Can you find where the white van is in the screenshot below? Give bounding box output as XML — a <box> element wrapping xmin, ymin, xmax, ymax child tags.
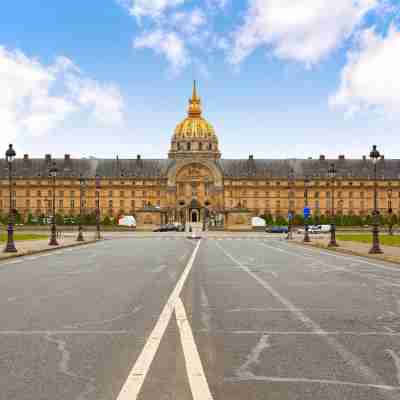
<box><xmin>118</xmin><ymin>215</ymin><xmax>136</xmax><ymax>228</ymax></box>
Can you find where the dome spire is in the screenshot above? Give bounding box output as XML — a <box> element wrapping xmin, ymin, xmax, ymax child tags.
<box><xmin>188</xmin><ymin>80</ymin><xmax>202</xmax><ymax>117</ymax></box>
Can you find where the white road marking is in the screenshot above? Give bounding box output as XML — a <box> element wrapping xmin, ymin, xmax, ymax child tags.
<box><xmin>215</xmin><ymin>241</ymin><xmax>397</xmax><ymax>399</ymax></box>
<box><xmin>25</xmin><ymin>256</ymin><xmax>38</xmax><ymax>260</ymax></box>
<box><xmin>236</xmin><ymin>334</ymin><xmax>271</xmax><ymax>379</ymax></box>
<box><xmin>175</xmin><ymin>298</ymin><xmax>213</xmax><ymax>400</ymax></box>
<box><xmin>8</xmin><ymin>259</ymin><xmax>23</xmax><ymax>264</ymax></box>
<box><xmin>281</xmin><ymin>241</ymin><xmax>400</xmax><ymax>273</ymax></box>
<box><xmin>259</xmin><ymin>241</ymin><xmax>400</xmax><ymax>288</ymax></box>
<box><xmin>116</xmin><ymin>240</ymin><xmax>202</xmax><ymax>400</ymax></box>
<box><xmin>386</xmin><ymin>350</ymin><xmax>400</xmax><ymax>385</ymax></box>
<box><xmin>152</xmin><ymin>265</ymin><xmax>168</xmax><ymax>274</ymax></box>
<box><xmin>64</xmin><ymin>306</ymin><xmax>143</xmax><ymax>329</ymax></box>
<box><xmin>225</xmin><ymin>376</ymin><xmax>399</xmax><ymax>391</ymax></box>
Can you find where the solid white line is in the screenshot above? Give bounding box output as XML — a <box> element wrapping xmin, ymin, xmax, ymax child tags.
<box><xmin>215</xmin><ymin>241</ymin><xmax>397</xmax><ymax>400</ymax></box>
<box><xmin>116</xmin><ymin>240</ymin><xmax>202</xmax><ymax>400</ymax></box>
<box><xmin>225</xmin><ymin>376</ymin><xmax>399</xmax><ymax>391</ymax></box>
<box><xmin>175</xmin><ymin>298</ymin><xmax>213</xmax><ymax>400</ymax></box>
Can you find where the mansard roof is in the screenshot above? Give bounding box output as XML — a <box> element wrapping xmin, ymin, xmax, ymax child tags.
<box><xmin>1</xmin><ymin>156</ymin><xmax>400</xmax><ymax>180</ymax></box>
<box><xmin>218</xmin><ymin>158</ymin><xmax>400</xmax><ymax>179</ymax></box>
<box><xmin>0</xmin><ymin>157</ymin><xmax>172</xmax><ymax>179</ymax></box>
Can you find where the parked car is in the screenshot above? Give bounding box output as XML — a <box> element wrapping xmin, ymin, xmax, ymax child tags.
<box><xmin>266</xmin><ymin>226</ymin><xmax>289</xmax><ymax>233</ymax></box>
<box><xmin>154</xmin><ymin>224</ymin><xmax>183</xmax><ymax>232</ymax></box>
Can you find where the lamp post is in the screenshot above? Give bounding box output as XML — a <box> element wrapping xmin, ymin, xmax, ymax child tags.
<box><xmin>388</xmin><ymin>189</ymin><xmax>394</xmax><ymax>236</ymax></box>
<box><xmin>4</xmin><ymin>144</ymin><xmax>17</xmax><ymax>253</ymax></box>
<box><xmin>95</xmin><ymin>174</ymin><xmax>101</xmax><ymax>240</ymax></box>
<box><xmin>287</xmin><ymin>167</ymin><xmax>294</xmax><ymax>240</ymax></box>
<box><xmin>48</xmin><ymin>161</ymin><xmax>59</xmax><ymax>246</ymax></box>
<box><xmin>303</xmin><ymin>176</ymin><xmax>311</xmax><ymax>243</ymax></box>
<box><xmin>77</xmin><ymin>174</ymin><xmax>85</xmax><ymax>241</ymax></box>
<box><xmin>328</xmin><ymin>163</ymin><xmax>338</xmax><ymax>247</ymax></box>
<box><xmin>203</xmin><ymin>200</ymin><xmax>210</xmax><ymax>231</ymax></box>
<box><xmin>369</xmin><ymin>145</ymin><xmax>383</xmax><ymax>254</ymax></box>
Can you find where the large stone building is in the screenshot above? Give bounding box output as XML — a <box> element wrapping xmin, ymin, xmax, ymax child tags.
<box><xmin>0</xmin><ymin>82</ymin><xmax>399</xmax><ymax>230</ymax></box>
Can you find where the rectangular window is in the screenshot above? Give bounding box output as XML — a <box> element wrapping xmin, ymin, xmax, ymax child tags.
<box><xmin>349</xmin><ymin>192</ymin><xmax>353</xmax><ymax>199</ymax></box>
<box><xmin>131</xmin><ymin>200</ymin><xmax>135</xmax><ymax>209</ymax></box>
<box><xmin>109</xmin><ymin>190</ymin><xmax>113</xmax><ymax>197</ymax></box>
<box><xmin>26</xmin><ymin>189</ymin><xmax>30</xmax><ymax>197</ymax></box>
<box><xmin>108</xmin><ymin>200</ymin><xmax>113</xmax><ymax>208</ymax></box>
<box><xmin>120</xmin><ymin>191</ymin><xmax>124</xmax><ymax>198</ymax></box>
<box><xmin>314</xmin><ymin>192</ymin><xmax>319</xmax><ymax>199</ymax></box>
<box><xmin>37</xmin><ymin>199</ymin><xmax>41</xmax><ymax>208</ymax></box>
<box><xmin>25</xmin><ymin>199</ymin><xmax>30</xmax><ymax>208</ymax></box>
<box><xmin>37</xmin><ymin>190</ymin><xmax>41</xmax><ymax>197</ymax></box>
<box><xmin>120</xmin><ymin>200</ymin><xmax>125</xmax><ymax>207</ymax></box>
<box><xmin>70</xmin><ymin>190</ymin><xmax>75</xmax><ymax>197</ymax></box>
<box><xmin>70</xmin><ymin>199</ymin><xmax>75</xmax><ymax>209</ymax></box>
<box><xmin>326</xmin><ymin>191</ymin><xmax>331</xmax><ymax>198</ymax></box>
<box><xmin>360</xmin><ymin>192</ymin><xmax>364</xmax><ymax>198</ymax></box>
<box><xmin>59</xmin><ymin>199</ymin><xmax>63</xmax><ymax>208</ymax></box>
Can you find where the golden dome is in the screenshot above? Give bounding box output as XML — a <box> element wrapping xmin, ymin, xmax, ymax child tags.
<box><xmin>173</xmin><ymin>81</ymin><xmax>218</xmax><ymax>141</ymax></box>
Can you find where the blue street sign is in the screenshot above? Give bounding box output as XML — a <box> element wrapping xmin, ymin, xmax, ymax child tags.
<box><xmin>288</xmin><ymin>212</ymin><xmax>293</xmax><ymax>221</ymax></box>
<box><xmin>303</xmin><ymin>207</ymin><xmax>311</xmax><ymax>218</ymax></box>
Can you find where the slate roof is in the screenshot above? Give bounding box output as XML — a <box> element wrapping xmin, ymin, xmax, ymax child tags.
<box><xmin>1</xmin><ymin>156</ymin><xmax>400</xmax><ymax>180</ymax></box>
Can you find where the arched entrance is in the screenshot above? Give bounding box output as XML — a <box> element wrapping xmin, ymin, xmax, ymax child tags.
<box><xmin>191</xmin><ymin>209</ymin><xmax>200</xmax><ymax>223</ymax></box>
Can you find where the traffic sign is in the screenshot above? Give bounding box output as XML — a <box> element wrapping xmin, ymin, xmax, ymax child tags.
<box><xmin>288</xmin><ymin>212</ymin><xmax>293</xmax><ymax>221</ymax></box>
<box><xmin>303</xmin><ymin>207</ymin><xmax>311</xmax><ymax>218</ymax></box>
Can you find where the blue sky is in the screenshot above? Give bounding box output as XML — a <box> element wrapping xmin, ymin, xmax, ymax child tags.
<box><xmin>0</xmin><ymin>0</ymin><xmax>399</xmax><ymax>159</ymax></box>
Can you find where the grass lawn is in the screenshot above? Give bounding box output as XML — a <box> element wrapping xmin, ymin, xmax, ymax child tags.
<box><xmin>336</xmin><ymin>234</ymin><xmax>400</xmax><ymax>247</ymax></box>
<box><xmin>0</xmin><ymin>233</ymin><xmax>48</xmax><ymax>242</ymax></box>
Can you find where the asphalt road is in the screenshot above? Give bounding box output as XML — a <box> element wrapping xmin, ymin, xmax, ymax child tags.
<box><xmin>1</xmin><ymin>235</ymin><xmax>400</xmax><ymax>399</ymax></box>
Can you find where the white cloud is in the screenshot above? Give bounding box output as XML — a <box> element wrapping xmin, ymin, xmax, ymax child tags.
<box><xmin>134</xmin><ymin>29</ymin><xmax>189</xmax><ymax>72</ymax></box>
<box><xmin>230</xmin><ymin>0</ymin><xmax>378</xmax><ymax>66</ymax></box>
<box><xmin>124</xmin><ymin>0</ymin><xmax>185</xmax><ymax>19</ymax></box>
<box><xmin>330</xmin><ymin>25</ymin><xmax>400</xmax><ymax>116</ymax></box>
<box><xmin>0</xmin><ymin>46</ymin><xmax>125</xmax><ymax>151</ymax></box>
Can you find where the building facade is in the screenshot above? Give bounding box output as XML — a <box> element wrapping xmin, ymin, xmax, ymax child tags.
<box><xmin>0</xmin><ymin>82</ymin><xmax>399</xmax><ymax>230</ymax></box>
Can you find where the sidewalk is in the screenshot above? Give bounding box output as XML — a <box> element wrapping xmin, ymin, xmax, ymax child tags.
<box><xmin>0</xmin><ymin>236</ymin><xmax>98</xmax><ymax>261</ymax></box>
<box><xmin>293</xmin><ymin>234</ymin><xmax>400</xmax><ymax>265</ymax></box>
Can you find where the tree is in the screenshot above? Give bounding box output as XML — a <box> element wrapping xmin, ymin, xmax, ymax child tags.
<box><xmin>293</xmin><ymin>214</ymin><xmax>304</xmax><ymax>226</ymax></box>
<box><xmin>275</xmin><ymin>215</ymin><xmax>288</xmax><ymax>226</ymax></box>
<box><xmin>26</xmin><ymin>213</ymin><xmax>36</xmax><ymax>225</ymax></box>
<box><xmin>102</xmin><ymin>215</ymin><xmax>112</xmax><ymax>226</ymax></box>
<box><xmin>55</xmin><ymin>213</ymin><xmax>64</xmax><ymax>225</ymax></box>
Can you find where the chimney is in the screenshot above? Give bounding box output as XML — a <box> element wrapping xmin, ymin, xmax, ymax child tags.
<box><xmin>23</xmin><ymin>154</ymin><xmax>29</xmax><ymax>160</ymax></box>
<box><xmin>45</xmin><ymin>154</ymin><xmax>51</xmax><ymax>163</ymax></box>
<box><xmin>381</xmin><ymin>155</ymin><xmax>385</xmax><ymax>160</ymax></box>
<box><xmin>319</xmin><ymin>155</ymin><xmax>325</xmax><ymax>160</ymax></box>
<box><xmin>137</xmin><ymin>154</ymin><xmax>141</xmax><ymax>160</ymax></box>
<box><xmin>339</xmin><ymin>155</ymin><xmax>345</xmax><ymax>160</ymax></box>
<box><xmin>362</xmin><ymin>155</ymin><xmax>367</xmax><ymax>161</ymax></box>
<box><xmin>64</xmin><ymin>154</ymin><xmax>71</xmax><ymax>161</ymax></box>
<box><xmin>249</xmin><ymin>154</ymin><xmax>254</xmax><ymax>161</ymax></box>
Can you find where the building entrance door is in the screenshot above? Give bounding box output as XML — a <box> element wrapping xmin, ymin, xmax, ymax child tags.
<box><xmin>191</xmin><ymin>209</ymin><xmax>199</xmax><ymax>223</ymax></box>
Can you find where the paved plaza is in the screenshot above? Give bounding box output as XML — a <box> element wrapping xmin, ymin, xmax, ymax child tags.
<box><xmin>2</xmin><ymin>234</ymin><xmax>400</xmax><ymax>400</ymax></box>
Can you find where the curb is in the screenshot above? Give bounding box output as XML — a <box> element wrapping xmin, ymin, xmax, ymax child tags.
<box><xmin>290</xmin><ymin>240</ymin><xmax>400</xmax><ymax>266</ymax></box>
<box><xmin>0</xmin><ymin>239</ymin><xmax>101</xmax><ymax>261</ymax></box>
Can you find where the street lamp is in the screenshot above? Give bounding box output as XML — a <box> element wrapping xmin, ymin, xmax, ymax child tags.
<box><xmin>287</xmin><ymin>167</ymin><xmax>294</xmax><ymax>240</ymax></box>
<box><xmin>388</xmin><ymin>189</ymin><xmax>394</xmax><ymax>236</ymax></box>
<box><xmin>203</xmin><ymin>200</ymin><xmax>210</xmax><ymax>231</ymax></box>
<box><xmin>369</xmin><ymin>145</ymin><xmax>383</xmax><ymax>254</ymax></box>
<box><xmin>328</xmin><ymin>163</ymin><xmax>338</xmax><ymax>247</ymax></box>
<box><xmin>95</xmin><ymin>174</ymin><xmax>101</xmax><ymax>240</ymax></box>
<box><xmin>4</xmin><ymin>144</ymin><xmax>17</xmax><ymax>253</ymax></box>
<box><xmin>303</xmin><ymin>176</ymin><xmax>311</xmax><ymax>243</ymax></box>
<box><xmin>77</xmin><ymin>174</ymin><xmax>85</xmax><ymax>242</ymax></box>
<box><xmin>48</xmin><ymin>161</ymin><xmax>59</xmax><ymax>246</ymax></box>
